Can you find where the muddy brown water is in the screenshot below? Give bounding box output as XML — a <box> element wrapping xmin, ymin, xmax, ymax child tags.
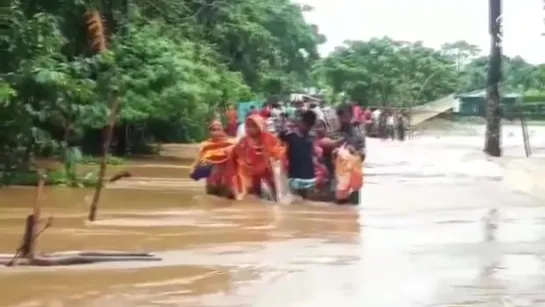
<box><xmin>0</xmin><ymin>160</ymin><xmax>360</xmax><ymax>307</ymax></box>
<box><xmin>2</xmin><ymin>137</ymin><xmax>545</xmax><ymax>306</ymax></box>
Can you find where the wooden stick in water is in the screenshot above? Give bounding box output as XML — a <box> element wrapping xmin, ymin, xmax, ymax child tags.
<box><xmin>88</xmin><ymin>93</ymin><xmax>120</xmax><ymax>221</ymax></box>
<box><xmin>29</xmin><ymin>172</ymin><xmax>45</xmax><ymax>258</ymax></box>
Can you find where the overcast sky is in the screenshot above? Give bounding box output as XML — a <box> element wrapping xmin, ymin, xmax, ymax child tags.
<box><xmin>299</xmin><ymin>0</ymin><xmax>545</xmax><ymax>64</ymax></box>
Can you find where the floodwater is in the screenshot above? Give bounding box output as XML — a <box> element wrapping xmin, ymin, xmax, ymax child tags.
<box><xmin>1</xmin><ymin>123</ymin><xmax>545</xmax><ymax>307</ymax></box>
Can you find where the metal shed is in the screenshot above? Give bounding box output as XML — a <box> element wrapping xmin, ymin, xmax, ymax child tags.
<box><xmin>454</xmin><ymin>89</ymin><xmax>520</xmax><ymax>116</ymax></box>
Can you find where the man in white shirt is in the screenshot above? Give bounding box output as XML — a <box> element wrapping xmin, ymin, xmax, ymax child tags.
<box><xmin>372</xmin><ymin>108</ymin><xmax>382</xmax><ymax>132</ymax></box>
<box><xmin>386</xmin><ymin>113</ymin><xmax>395</xmax><ymax>140</ymax></box>
<box><xmin>371</xmin><ymin>108</ymin><xmax>381</xmax><ymax>121</ymax></box>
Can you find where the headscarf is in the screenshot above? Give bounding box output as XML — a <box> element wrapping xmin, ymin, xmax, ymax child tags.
<box><xmin>208</xmin><ymin>119</ymin><xmax>226</xmax><ymax>141</ymax></box>
<box><xmin>240</xmin><ymin>114</ymin><xmax>285</xmax><ymax>161</ymax></box>
<box><xmin>245</xmin><ymin>114</ymin><xmax>266</xmax><ymax>134</ymax></box>
<box><xmin>190</xmin><ymin>120</ymin><xmax>234</xmax><ymax>172</ymax></box>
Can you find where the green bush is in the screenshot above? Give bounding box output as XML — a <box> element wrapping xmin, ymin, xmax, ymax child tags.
<box><xmin>79</xmin><ymin>155</ymin><xmax>125</xmax><ymax>165</ymax></box>
<box><xmin>0</xmin><ymin>169</ymin><xmax>99</xmax><ymax>187</ymax></box>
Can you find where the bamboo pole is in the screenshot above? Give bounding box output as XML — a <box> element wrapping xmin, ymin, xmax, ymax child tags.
<box><xmin>88</xmin><ymin>94</ymin><xmax>120</xmax><ymax>221</ymax></box>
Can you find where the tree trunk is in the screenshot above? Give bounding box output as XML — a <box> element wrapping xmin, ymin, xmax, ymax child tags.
<box><xmin>484</xmin><ymin>0</ymin><xmax>502</xmax><ymax>157</ymax></box>
<box><xmin>88</xmin><ymin>94</ymin><xmax>120</xmax><ymax>221</ymax></box>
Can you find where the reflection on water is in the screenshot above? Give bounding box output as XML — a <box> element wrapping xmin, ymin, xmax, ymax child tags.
<box><xmin>1</xmin><ymin>127</ymin><xmax>545</xmax><ymax>306</ymax></box>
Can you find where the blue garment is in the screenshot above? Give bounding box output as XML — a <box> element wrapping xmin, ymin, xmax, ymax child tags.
<box><xmin>237</xmin><ymin>101</ymin><xmax>264</xmax><ymax>121</ymax></box>
<box><xmin>279</xmin><ymin>130</ymin><xmax>315</xmax><ymax>180</ymax></box>
<box><xmin>190</xmin><ymin>164</ymin><xmax>212</xmax><ymax>181</ymax></box>
<box><xmin>288</xmin><ymin>178</ymin><xmax>316</xmax><ymax>190</ymax></box>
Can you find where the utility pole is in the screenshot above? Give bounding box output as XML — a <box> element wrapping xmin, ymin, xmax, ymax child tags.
<box><xmin>484</xmin><ymin>0</ymin><xmax>502</xmax><ymax>156</ymax></box>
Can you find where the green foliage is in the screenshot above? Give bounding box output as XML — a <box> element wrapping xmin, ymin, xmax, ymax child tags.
<box><xmin>314</xmin><ymin>38</ymin><xmax>545</xmax><ymax>108</ymax></box>
<box><xmin>79</xmin><ymin>154</ymin><xmax>125</xmax><ymax>165</ymax></box>
<box><xmin>1</xmin><ymin>0</ymin><xmax>324</xmax><ymax>183</ymax></box>
<box><xmin>0</xmin><ymin>169</ymin><xmax>98</xmax><ymax>187</ymax></box>
<box><xmin>456</xmin><ymin>55</ymin><xmax>545</xmax><ymax>94</ymax></box>
<box><xmin>3</xmin><ymin>0</ymin><xmax>545</xmax><ymax>188</ymax></box>
<box><xmin>314</xmin><ymin>37</ymin><xmax>458</xmax><ymax>106</ymax></box>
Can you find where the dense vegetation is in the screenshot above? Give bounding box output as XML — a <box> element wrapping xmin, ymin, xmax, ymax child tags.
<box><xmin>1</xmin><ymin>0</ymin><xmax>545</xmax><ymax>185</ymax></box>
<box><xmin>1</xmin><ymin>0</ymin><xmax>324</xmax><ymax>183</ymax></box>
<box><xmin>314</xmin><ymin>39</ymin><xmax>545</xmax><ymax>105</ymax></box>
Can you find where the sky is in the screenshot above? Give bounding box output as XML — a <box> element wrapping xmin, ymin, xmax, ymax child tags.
<box><xmin>298</xmin><ymin>0</ymin><xmax>545</xmax><ymax>64</ymax></box>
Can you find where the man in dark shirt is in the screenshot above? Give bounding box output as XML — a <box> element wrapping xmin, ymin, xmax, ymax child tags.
<box><xmin>278</xmin><ymin>110</ymin><xmax>317</xmax><ymax>198</ymax></box>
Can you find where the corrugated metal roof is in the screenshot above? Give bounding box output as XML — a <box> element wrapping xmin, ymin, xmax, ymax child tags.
<box><xmin>455</xmin><ymin>89</ymin><xmax>521</xmax><ymax>99</ymax></box>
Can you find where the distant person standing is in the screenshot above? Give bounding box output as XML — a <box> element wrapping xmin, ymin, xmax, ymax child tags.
<box><xmin>362</xmin><ymin>107</ymin><xmax>372</xmax><ymax>133</ymax></box>
<box><xmin>372</xmin><ymin>108</ymin><xmax>381</xmax><ymax>133</ymax></box>
<box><xmin>397</xmin><ymin>113</ymin><xmax>406</xmax><ymax>141</ymax></box>
<box><xmin>371</xmin><ymin>108</ymin><xmax>381</xmax><ymax>122</ymax></box>
<box><xmin>386</xmin><ymin>112</ymin><xmax>395</xmax><ymax>140</ymax></box>
<box><xmin>225</xmin><ymin>104</ymin><xmax>238</xmax><ymax>137</ymax></box>
<box><xmin>363</xmin><ymin>108</ymin><xmax>372</xmax><ymax>123</ymax></box>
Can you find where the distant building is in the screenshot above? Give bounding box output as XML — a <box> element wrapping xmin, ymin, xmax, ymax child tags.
<box><xmin>454</xmin><ymin>89</ymin><xmax>520</xmax><ymax>117</ymax></box>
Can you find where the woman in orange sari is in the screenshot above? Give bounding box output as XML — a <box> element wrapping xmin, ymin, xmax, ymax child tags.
<box><xmin>190</xmin><ymin>120</ymin><xmax>236</xmax><ymax>196</ymax></box>
<box><xmin>229</xmin><ymin>114</ymin><xmax>286</xmax><ymax>200</ymax></box>
<box><xmin>334</xmin><ymin>145</ymin><xmax>363</xmax><ymax>204</ymax></box>
<box><xmin>334</xmin><ymin>104</ymin><xmax>365</xmax><ymax>204</ymax></box>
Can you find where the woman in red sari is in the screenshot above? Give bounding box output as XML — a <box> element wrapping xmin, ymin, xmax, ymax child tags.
<box><xmin>229</xmin><ymin>114</ymin><xmax>286</xmax><ymax>200</ymax></box>
<box><xmin>190</xmin><ymin>120</ymin><xmax>237</xmax><ymax>196</ymax></box>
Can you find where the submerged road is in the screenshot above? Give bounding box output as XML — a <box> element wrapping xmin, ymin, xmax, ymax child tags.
<box><xmin>1</xmin><ymin>125</ymin><xmax>545</xmax><ymax>306</ymax></box>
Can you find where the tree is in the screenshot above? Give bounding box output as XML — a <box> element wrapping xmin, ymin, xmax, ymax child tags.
<box><xmin>314</xmin><ymin>37</ymin><xmax>458</xmax><ymax>106</ymax></box>
<box><xmin>440</xmin><ymin>40</ymin><xmax>481</xmax><ymax>71</ymax></box>
<box><xmin>457</xmin><ymin>55</ymin><xmax>542</xmax><ymax>93</ymax></box>
<box><xmin>0</xmin><ymin>0</ymin><xmax>325</xmax><ymax>182</ymax></box>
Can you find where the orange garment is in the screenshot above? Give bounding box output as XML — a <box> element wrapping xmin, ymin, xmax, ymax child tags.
<box><xmin>226</xmin><ymin>107</ymin><xmax>238</xmax><ymax>136</ymax></box>
<box><xmin>229</xmin><ymin>114</ymin><xmax>285</xmax><ymax>200</ymax></box>
<box><xmin>190</xmin><ymin>120</ymin><xmax>237</xmax><ymax>194</ymax></box>
<box><xmin>334</xmin><ymin>146</ymin><xmax>363</xmax><ymax>201</ymax></box>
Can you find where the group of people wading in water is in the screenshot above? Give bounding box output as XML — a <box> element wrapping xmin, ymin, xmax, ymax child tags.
<box><xmin>363</xmin><ymin>107</ymin><xmax>408</xmax><ymax>141</ymax></box>
<box><xmin>190</xmin><ymin>99</ymin><xmax>367</xmax><ymax>205</ymax></box>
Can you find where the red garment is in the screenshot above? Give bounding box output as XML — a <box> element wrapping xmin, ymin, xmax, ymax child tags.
<box><xmin>313</xmin><ymin>144</ymin><xmax>329</xmax><ymax>186</ymax></box>
<box><xmin>229</xmin><ymin>114</ymin><xmax>286</xmax><ymax>199</ymax></box>
<box><xmin>363</xmin><ymin>109</ymin><xmax>372</xmax><ymax>121</ymax></box>
<box><xmin>225</xmin><ymin>107</ymin><xmax>238</xmax><ymax>136</ymax></box>
<box><xmin>352</xmin><ymin>105</ymin><xmax>363</xmax><ymax>123</ymax></box>
<box><xmin>226</xmin><ymin>122</ymin><xmax>237</xmax><ymax>136</ymax></box>
<box><xmin>260</xmin><ymin>107</ymin><xmax>271</xmax><ymax>118</ymax></box>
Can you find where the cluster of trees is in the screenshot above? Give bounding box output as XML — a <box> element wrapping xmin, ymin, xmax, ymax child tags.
<box><xmin>1</xmin><ymin>0</ymin><xmax>324</xmax><ymax>179</ymax></box>
<box><xmin>314</xmin><ymin>39</ymin><xmax>545</xmax><ymax>106</ymax></box>
<box><xmin>2</xmin><ymin>0</ymin><xmax>544</xmax><ymax>183</ymax></box>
